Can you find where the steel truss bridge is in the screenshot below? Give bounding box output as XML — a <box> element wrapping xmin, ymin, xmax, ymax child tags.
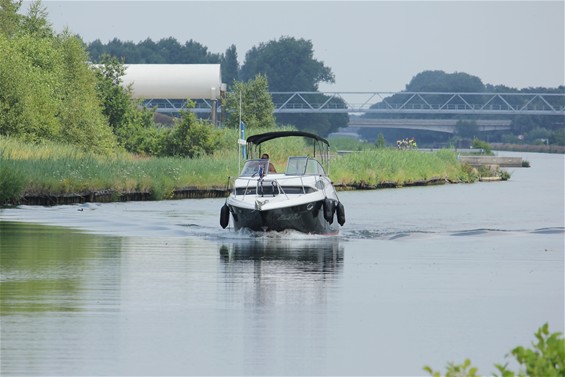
<box><xmin>144</xmin><ymin>91</ymin><xmax>565</xmax><ymax>116</ymax></box>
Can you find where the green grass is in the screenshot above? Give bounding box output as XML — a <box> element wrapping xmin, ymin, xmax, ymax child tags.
<box><xmin>1</xmin><ymin>135</ymin><xmax>476</xmax><ymax>204</ymax></box>
<box><xmin>331</xmin><ymin>148</ymin><xmax>474</xmax><ymax>186</ymax></box>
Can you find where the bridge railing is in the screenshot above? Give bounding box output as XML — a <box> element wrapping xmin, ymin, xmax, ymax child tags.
<box><xmin>142</xmin><ymin>91</ymin><xmax>565</xmax><ymax>116</ymax></box>
<box><xmin>270</xmin><ymin>92</ymin><xmax>565</xmax><ymax>115</ymax></box>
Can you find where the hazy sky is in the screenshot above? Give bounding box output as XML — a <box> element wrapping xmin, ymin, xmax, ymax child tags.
<box><xmin>31</xmin><ymin>1</ymin><xmax>565</xmax><ymax>92</ymax></box>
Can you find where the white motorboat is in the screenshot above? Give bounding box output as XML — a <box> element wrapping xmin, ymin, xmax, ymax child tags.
<box><xmin>220</xmin><ymin>131</ymin><xmax>345</xmax><ymax>234</ymax></box>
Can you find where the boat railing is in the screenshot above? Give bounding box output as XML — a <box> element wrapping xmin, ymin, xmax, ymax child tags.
<box><xmin>230</xmin><ymin>175</ymin><xmax>324</xmax><ymax>199</ymax></box>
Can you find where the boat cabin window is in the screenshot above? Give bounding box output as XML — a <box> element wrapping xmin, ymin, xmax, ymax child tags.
<box><xmin>285</xmin><ymin>157</ymin><xmax>326</xmax><ymax>176</ymax></box>
<box><xmin>241</xmin><ymin>159</ymin><xmax>270</xmax><ymax>177</ymax></box>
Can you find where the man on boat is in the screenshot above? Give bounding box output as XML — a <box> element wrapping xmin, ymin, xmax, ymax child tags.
<box><xmin>261</xmin><ymin>153</ymin><xmax>277</xmax><ymax>173</ymax></box>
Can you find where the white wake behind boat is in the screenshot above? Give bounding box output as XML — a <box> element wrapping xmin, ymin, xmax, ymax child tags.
<box><xmin>220</xmin><ymin>131</ymin><xmax>345</xmax><ymax>234</ymax></box>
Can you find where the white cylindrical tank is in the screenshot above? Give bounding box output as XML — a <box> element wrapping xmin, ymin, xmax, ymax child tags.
<box><xmin>122</xmin><ymin>64</ymin><xmax>222</xmax><ymax>99</ymax></box>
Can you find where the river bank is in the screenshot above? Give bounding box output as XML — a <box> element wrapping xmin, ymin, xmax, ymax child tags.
<box><xmin>10</xmin><ymin>177</ymin><xmax>458</xmax><ymax>206</ymax></box>
<box><xmin>1</xmin><ymin>137</ymin><xmax>509</xmax><ymax>206</ymax></box>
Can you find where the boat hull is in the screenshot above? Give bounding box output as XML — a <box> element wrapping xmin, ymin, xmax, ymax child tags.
<box><xmin>228</xmin><ymin>199</ymin><xmax>339</xmax><ymax>235</ymax></box>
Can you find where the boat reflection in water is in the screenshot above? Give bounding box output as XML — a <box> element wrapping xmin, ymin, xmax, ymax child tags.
<box><xmin>220</xmin><ymin>237</ymin><xmax>343</xmax><ymax>271</ymax></box>
<box><xmin>218</xmin><ymin>236</ymin><xmax>343</xmax><ymax>306</ymax></box>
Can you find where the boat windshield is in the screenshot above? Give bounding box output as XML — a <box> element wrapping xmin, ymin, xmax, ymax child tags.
<box><xmin>240</xmin><ymin>159</ymin><xmax>270</xmax><ymax>177</ymax></box>
<box><xmin>285</xmin><ymin>157</ymin><xmax>326</xmax><ymax>176</ymax></box>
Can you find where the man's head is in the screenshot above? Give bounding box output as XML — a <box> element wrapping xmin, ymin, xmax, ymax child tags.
<box><xmin>261</xmin><ymin>153</ymin><xmax>269</xmax><ymax>159</ymax></box>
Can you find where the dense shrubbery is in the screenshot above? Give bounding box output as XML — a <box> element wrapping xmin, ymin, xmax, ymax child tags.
<box><xmin>0</xmin><ymin>0</ymin><xmax>235</xmax><ymax>159</ymax></box>
<box><xmin>0</xmin><ymin>2</ymin><xmax>117</xmax><ymax>153</ymax></box>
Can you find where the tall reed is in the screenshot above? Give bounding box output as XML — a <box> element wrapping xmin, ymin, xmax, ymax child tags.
<box><xmin>330</xmin><ymin>148</ymin><xmax>473</xmax><ymax>185</ymax></box>
<box><xmin>1</xmin><ymin>135</ymin><xmax>474</xmax><ymax>203</ymax></box>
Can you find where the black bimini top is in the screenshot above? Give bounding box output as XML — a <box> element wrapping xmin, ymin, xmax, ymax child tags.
<box><xmin>246</xmin><ymin>131</ymin><xmax>329</xmax><ymax>147</ymax></box>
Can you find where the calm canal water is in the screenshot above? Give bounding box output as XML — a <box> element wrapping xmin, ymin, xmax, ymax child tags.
<box><xmin>1</xmin><ymin>152</ymin><xmax>563</xmax><ymax>376</ymax></box>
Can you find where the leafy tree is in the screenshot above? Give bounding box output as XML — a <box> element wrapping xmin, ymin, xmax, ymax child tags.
<box><xmin>160</xmin><ymin>102</ymin><xmax>217</xmax><ymax>158</ymax></box>
<box><xmin>180</xmin><ymin>39</ymin><xmax>221</xmax><ymax>63</ymax></box>
<box><xmin>137</xmin><ymin>38</ymin><xmax>163</xmax><ymax>63</ymax></box>
<box><xmin>0</xmin><ymin>0</ymin><xmax>22</xmax><ymax>38</ymax></box>
<box><xmin>93</xmin><ymin>55</ymin><xmax>131</xmax><ymax>130</ymax></box>
<box><xmin>550</xmin><ymin>127</ymin><xmax>565</xmax><ymax>146</ymax></box>
<box><xmin>0</xmin><ymin>34</ymin><xmax>61</xmax><ymax>142</ymax></box>
<box><xmin>87</xmin><ymin>39</ymin><xmax>104</xmax><ymax>62</ymax></box>
<box><xmin>221</xmin><ymin>44</ymin><xmax>239</xmax><ymax>86</ymax></box>
<box><xmin>0</xmin><ymin>1</ymin><xmax>117</xmax><ymax>152</ymax></box>
<box><xmin>223</xmin><ymin>74</ymin><xmax>276</xmax><ymax>130</ymax></box>
<box><xmin>86</xmin><ymin>37</ymin><xmax>222</xmax><ymax>64</ymax></box>
<box><xmin>55</xmin><ymin>30</ymin><xmax>117</xmax><ymax>153</ymax></box>
<box><xmin>240</xmin><ymin>36</ymin><xmax>334</xmax><ymax>91</ymax></box>
<box><xmin>120</xmin><ymin>106</ymin><xmax>161</xmax><ymax>155</ymax></box>
<box><xmin>275</xmin><ymin>112</ymin><xmax>347</xmax><ymax>137</ymax></box>
<box><xmin>406</xmin><ymin>70</ymin><xmax>485</xmax><ymax>92</ymax></box>
<box><xmin>156</xmin><ymin>37</ymin><xmax>182</xmax><ymax>63</ymax></box>
<box><xmin>240</xmin><ymin>36</ymin><xmax>345</xmax><ymax>134</ymax></box>
<box><xmin>525</xmin><ymin>127</ymin><xmax>551</xmax><ymax>144</ymax></box>
<box><xmin>92</xmin><ymin>54</ymin><xmax>164</xmax><ymax>154</ymax></box>
<box><xmin>21</xmin><ymin>0</ymin><xmax>52</xmax><ymax>38</ymax></box>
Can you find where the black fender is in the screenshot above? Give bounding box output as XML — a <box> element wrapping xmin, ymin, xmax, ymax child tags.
<box><xmin>323</xmin><ymin>199</ymin><xmax>335</xmax><ymax>224</ymax></box>
<box><xmin>220</xmin><ymin>203</ymin><xmax>230</xmax><ymax>229</ymax></box>
<box><xmin>336</xmin><ymin>202</ymin><xmax>346</xmax><ymax>226</ymax></box>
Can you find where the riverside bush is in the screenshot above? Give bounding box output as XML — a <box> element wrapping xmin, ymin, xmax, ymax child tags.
<box><xmin>424</xmin><ymin>323</ymin><xmax>565</xmax><ymax>377</ymax></box>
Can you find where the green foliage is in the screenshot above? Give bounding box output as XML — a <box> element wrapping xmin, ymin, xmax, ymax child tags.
<box><xmin>240</xmin><ymin>36</ymin><xmax>345</xmax><ymax>135</ymax></box>
<box><xmin>329</xmin><ymin>137</ymin><xmax>371</xmax><ymax>152</ymax></box>
<box><xmin>92</xmin><ymin>54</ymin><xmax>159</xmax><ymax>154</ymax></box>
<box><xmin>424</xmin><ymin>358</ymin><xmax>479</xmax><ymax>377</ymax></box>
<box><xmin>525</xmin><ymin>127</ymin><xmax>551</xmax><ymax>145</ymax></box>
<box><xmin>240</xmin><ymin>36</ymin><xmax>334</xmax><ymax>91</ymax></box>
<box><xmin>406</xmin><ymin>70</ymin><xmax>485</xmax><ymax>92</ymax></box>
<box><xmin>0</xmin><ymin>0</ymin><xmax>22</xmax><ymax>38</ymax></box>
<box><xmin>424</xmin><ymin>324</ymin><xmax>565</xmax><ymax>377</ymax></box>
<box><xmin>375</xmin><ymin>133</ymin><xmax>387</xmax><ymax>148</ymax></box>
<box><xmin>1</xmin><ymin>135</ymin><xmax>475</xmax><ymax>203</ymax></box>
<box><xmin>0</xmin><ymin>1</ymin><xmax>117</xmax><ymax>153</ymax></box>
<box><xmin>471</xmin><ymin>138</ymin><xmax>492</xmax><ymax>154</ymax></box>
<box><xmin>495</xmin><ymin>323</ymin><xmax>565</xmax><ymax>377</ymax></box>
<box><xmin>87</xmin><ymin>36</ymin><xmax>222</xmax><ymax>65</ymax></box>
<box><xmin>331</xmin><ymin>148</ymin><xmax>471</xmax><ymax>186</ymax></box>
<box><xmin>0</xmin><ymin>158</ymin><xmax>27</xmax><ymax>204</ymax></box>
<box><xmin>550</xmin><ymin>128</ymin><xmax>565</xmax><ymax>146</ymax></box>
<box><xmin>0</xmin><ymin>135</ymin><xmax>236</xmax><ymax>199</ymax></box>
<box><xmin>93</xmin><ymin>55</ymin><xmax>130</xmax><ymax>128</ymax></box>
<box><xmin>223</xmin><ymin>75</ymin><xmax>276</xmax><ymax>130</ymax></box>
<box><xmin>0</xmin><ymin>34</ymin><xmax>61</xmax><ymax>142</ymax></box>
<box><xmin>55</xmin><ymin>31</ymin><xmax>117</xmax><ymax>153</ymax></box>
<box><xmin>21</xmin><ymin>0</ymin><xmax>52</xmax><ymax>38</ymax></box>
<box><xmin>158</xmin><ymin>103</ymin><xmax>220</xmax><ymax>158</ymax></box>
<box><xmin>456</xmin><ymin>120</ymin><xmax>480</xmax><ymax>139</ymax></box>
<box><xmin>275</xmin><ymin>111</ymin><xmax>348</xmax><ymax>136</ymax></box>
<box><xmin>221</xmin><ymin>44</ymin><xmax>239</xmax><ymax>85</ymax></box>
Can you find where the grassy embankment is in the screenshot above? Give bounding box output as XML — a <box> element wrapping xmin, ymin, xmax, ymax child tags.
<box><xmin>0</xmin><ymin>134</ymin><xmax>479</xmax><ymax>205</ymax></box>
